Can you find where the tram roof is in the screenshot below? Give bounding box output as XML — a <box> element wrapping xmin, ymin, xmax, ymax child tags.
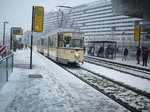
<box><xmin>39</xmin><ymin>28</ymin><xmax>84</xmax><ymax>39</ymax></box>
<box><xmin>50</xmin><ymin>28</ymin><xmax>84</xmax><ymax>35</ymax></box>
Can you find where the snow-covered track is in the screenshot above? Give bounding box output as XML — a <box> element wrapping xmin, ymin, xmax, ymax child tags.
<box><xmin>84</xmin><ymin>55</ymin><xmax>150</xmax><ymax>80</ymax></box>
<box><xmin>61</xmin><ymin>65</ymin><xmax>150</xmax><ymax>112</ymax></box>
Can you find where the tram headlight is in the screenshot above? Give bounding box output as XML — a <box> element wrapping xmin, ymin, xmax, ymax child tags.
<box><xmin>75</xmin><ymin>52</ymin><xmax>80</xmax><ymax>59</ymax></box>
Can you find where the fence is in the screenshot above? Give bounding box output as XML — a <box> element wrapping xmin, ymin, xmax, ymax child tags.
<box><xmin>0</xmin><ymin>52</ymin><xmax>13</xmax><ymax>90</ymax></box>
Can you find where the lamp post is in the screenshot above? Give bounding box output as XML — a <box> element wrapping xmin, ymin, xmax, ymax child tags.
<box><xmin>3</xmin><ymin>21</ymin><xmax>9</xmax><ymax>45</ymax></box>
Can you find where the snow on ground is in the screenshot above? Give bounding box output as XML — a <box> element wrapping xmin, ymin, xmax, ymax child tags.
<box><xmin>81</xmin><ymin>60</ymin><xmax>150</xmax><ymax>93</ymax></box>
<box><xmin>0</xmin><ymin>49</ymin><xmax>129</xmax><ymax>112</ymax></box>
<box><xmin>115</xmin><ymin>56</ymin><xmax>150</xmax><ymax>68</ymax></box>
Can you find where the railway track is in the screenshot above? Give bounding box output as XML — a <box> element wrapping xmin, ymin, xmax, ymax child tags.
<box><xmin>38</xmin><ymin>51</ymin><xmax>150</xmax><ymax>112</ymax></box>
<box><xmin>61</xmin><ymin>65</ymin><xmax>150</xmax><ymax>112</ymax></box>
<box><xmin>84</xmin><ymin>55</ymin><xmax>150</xmax><ymax>80</ymax></box>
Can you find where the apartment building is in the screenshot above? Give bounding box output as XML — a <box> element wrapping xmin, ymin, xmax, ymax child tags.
<box><xmin>43</xmin><ymin>0</ymin><xmax>148</xmax><ymax>50</ymax></box>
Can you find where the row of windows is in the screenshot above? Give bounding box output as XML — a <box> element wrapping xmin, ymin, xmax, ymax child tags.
<box><xmin>79</xmin><ymin>27</ymin><xmax>134</xmax><ymax>32</ymax></box>
<box><xmin>82</xmin><ymin>29</ymin><xmax>134</xmax><ymax>34</ymax></box>
<box><xmin>75</xmin><ymin>23</ymin><xmax>134</xmax><ymax>31</ymax></box>
<box><xmin>85</xmin><ymin>5</ymin><xmax>112</xmax><ymax>13</ymax></box>
<box><xmin>84</xmin><ymin>31</ymin><xmax>134</xmax><ymax>36</ymax></box>
<box><xmin>44</xmin><ymin>15</ymin><xmax>132</xmax><ymax>29</ymax></box>
<box><xmin>71</xmin><ymin>9</ymin><xmax>112</xmax><ymax>19</ymax></box>
<box><xmin>71</xmin><ymin>11</ymin><xmax>113</xmax><ymax>21</ymax></box>
<box><xmin>74</xmin><ymin>18</ymin><xmax>132</xmax><ymax>27</ymax></box>
<box><xmin>75</xmin><ymin>25</ymin><xmax>134</xmax><ymax>32</ymax></box>
<box><xmin>84</xmin><ymin>20</ymin><xmax>133</xmax><ymax>26</ymax></box>
<box><xmin>84</xmin><ymin>34</ymin><xmax>134</xmax><ymax>38</ymax></box>
<box><xmin>44</xmin><ymin>22</ymin><xmax>134</xmax><ymax>36</ymax></box>
<box><xmin>72</xmin><ymin>4</ymin><xmax>112</xmax><ymax>16</ymax></box>
<box><xmin>76</xmin><ymin>21</ymin><xmax>133</xmax><ymax>27</ymax></box>
<box><xmin>85</xmin><ymin>37</ymin><xmax>134</xmax><ymax>42</ymax></box>
<box><xmin>74</xmin><ymin>16</ymin><xmax>131</xmax><ymax>24</ymax></box>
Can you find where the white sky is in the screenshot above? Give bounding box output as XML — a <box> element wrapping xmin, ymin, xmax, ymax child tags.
<box><xmin>0</xmin><ymin>0</ymin><xmax>99</xmax><ymax>33</ymax></box>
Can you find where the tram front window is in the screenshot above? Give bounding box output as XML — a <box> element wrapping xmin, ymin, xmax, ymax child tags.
<box><xmin>70</xmin><ymin>39</ymin><xmax>83</xmax><ymax>48</ymax></box>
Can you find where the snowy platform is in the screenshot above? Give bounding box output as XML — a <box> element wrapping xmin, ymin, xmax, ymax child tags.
<box><xmin>0</xmin><ymin>49</ymin><xmax>129</xmax><ymax>112</ymax></box>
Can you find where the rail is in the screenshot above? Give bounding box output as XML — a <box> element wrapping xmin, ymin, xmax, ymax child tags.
<box><xmin>84</xmin><ymin>55</ymin><xmax>150</xmax><ymax>80</ymax></box>
<box><xmin>0</xmin><ymin>51</ymin><xmax>14</xmax><ymax>90</ymax></box>
<box><xmin>61</xmin><ymin>65</ymin><xmax>150</xmax><ymax>112</ymax></box>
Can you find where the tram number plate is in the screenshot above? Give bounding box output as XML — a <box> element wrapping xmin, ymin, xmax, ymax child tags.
<box><xmin>71</xmin><ymin>51</ymin><xmax>74</xmax><ymax>53</ymax></box>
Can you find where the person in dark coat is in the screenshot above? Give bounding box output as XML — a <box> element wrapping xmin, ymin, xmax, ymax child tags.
<box><xmin>97</xmin><ymin>46</ymin><xmax>104</xmax><ymax>57</ymax></box>
<box><xmin>142</xmin><ymin>47</ymin><xmax>149</xmax><ymax>66</ymax></box>
<box><xmin>136</xmin><ymin>47</ymin><xmax>141</xmax><ymax>64</ymax></box>
<box><xmin>122</xmin><ymin>47</ymin><xmax>129</xmax><ymax>61</ymax></box>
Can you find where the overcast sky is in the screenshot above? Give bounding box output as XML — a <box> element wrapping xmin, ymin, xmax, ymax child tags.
<box><xmin>0</xmin><ymin>0</ymin><xmax>99</xmax><ymax>33</ymax></box>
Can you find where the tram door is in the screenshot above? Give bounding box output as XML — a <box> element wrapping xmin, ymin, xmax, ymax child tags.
<box><xmin>57</xmin><ymin>34</ymin><xmax>63</xmax><ymax>61</ymax></box>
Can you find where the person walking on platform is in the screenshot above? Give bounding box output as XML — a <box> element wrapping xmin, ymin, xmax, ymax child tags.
<box><xmin>91</xmin><ymin>47</ymin><xmax>94</xmax><ymax>56</ymax></box>
<box><xmin>136</xmin><ymin>47</ymin><xmax>141</xmax><ymax>64</ymax></box>
<box><xmin>97</xmin><ymin>46</ymin><xmax>104</xmax><ymax>57</ymax></box>
<box><xmin>122</xmin><ymin>47</ymin><xmax>129</xmax><ymax>61</ymax></box>
<box><xmin>142</xmin><ymin>47</ymin><xmax>149</xmax><ymax>66</ymax></box>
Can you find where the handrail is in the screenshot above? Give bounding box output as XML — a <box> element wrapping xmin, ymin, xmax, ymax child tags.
<box><xmin>0</xmin><ymin>52</ymin><xmax>14</xmax><ymax>62</ymax></box>
<box><xmin>0</xmin><ymin>51</ymin><xmax>14</xmax><ymax>90</ymax></box>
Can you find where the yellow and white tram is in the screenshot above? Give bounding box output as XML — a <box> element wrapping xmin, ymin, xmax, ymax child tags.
<box><xmin>37</xmin><ymin>28</ymin><xmax>84</xmax><ymax>64</ymax></box>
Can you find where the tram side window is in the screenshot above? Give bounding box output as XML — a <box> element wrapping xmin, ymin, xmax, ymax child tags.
<box><xmin>50</xmin><ymin>35</ymin><xmax>56</xmax><ymax>47</ymax></box>
<box><xmin>70</xmin><ymin>39</ymin><xmax>83</xmax><ymax>48</ymax></box>
<box><xmin>41</xmin><ymin>39</ymin><xmax>44</xmax><ymax>45</ymax></box>
<box><xmin>64</xmin><ymin>36</ymin><xmax>71</xmax><ymax>47</ymax></box>
<box><xmin>80</xmin><ymin>39</ymin><xmax>83</xmax><ymax>47</ymax></box>
<box><xmin>58</xmin><ymin>34</ymin><xmax>63</xmax><ymax>47</ymax></box>
<box><xmin>45</xmin><ymin>38</ymin><xmax>48</xmax><ymax>46</ymax></box>
<box><xmin>38</xmin><ymin>40</ymin><xmax>40</xmax><ymax>45</ymax></box>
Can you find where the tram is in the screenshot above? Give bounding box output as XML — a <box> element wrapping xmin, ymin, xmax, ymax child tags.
<box><xmin>37</xmin><ymin>28</ymin><xmax>84</xmax><ymax>64</ymax></box>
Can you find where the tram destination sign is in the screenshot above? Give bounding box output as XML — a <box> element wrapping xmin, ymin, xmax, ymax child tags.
<box><xmin>12</xmin><ymin>27</ymin><xmax>23</xmax><ymax>35</ymax></box>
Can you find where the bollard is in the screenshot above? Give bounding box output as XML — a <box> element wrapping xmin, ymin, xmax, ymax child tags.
<box><xmin>6</xmin><ymin>58</ymin><xmax>8</xmax><ymax>82</ymax></box>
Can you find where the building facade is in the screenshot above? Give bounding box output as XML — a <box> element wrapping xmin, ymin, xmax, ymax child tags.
<box><xmin>43</xmin><ymin>0</ymin><xmax>149</xmax><ymax>51</ymax></box>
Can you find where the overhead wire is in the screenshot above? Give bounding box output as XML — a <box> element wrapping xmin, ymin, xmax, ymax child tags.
<box><xmin>50</xmin><ymin>0</ymin><xmax>70</xmax><ymax>12</ymax></box>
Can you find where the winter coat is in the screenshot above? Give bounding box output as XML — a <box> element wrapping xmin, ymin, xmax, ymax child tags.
<box><xmin>124</xmin><ymin>48</ymin><xmax>128</xmax><ymax>56</ymax></box>
<box><xmin>136</xmin><ymin>48</ymin><xmax>141</xmax><ymax>56</ymax></box>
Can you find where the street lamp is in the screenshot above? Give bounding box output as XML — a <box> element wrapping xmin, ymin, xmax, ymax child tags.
<box><xmin>3</xmin><ymin>21</ymin><xmax>9</xmax><ymax>45</ymax></box>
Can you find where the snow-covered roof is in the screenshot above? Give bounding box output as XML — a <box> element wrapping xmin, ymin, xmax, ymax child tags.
<box><xmin>50</xmin><ymin>28</ymin><xmax>83</xmax><ymax>35</ymax></box>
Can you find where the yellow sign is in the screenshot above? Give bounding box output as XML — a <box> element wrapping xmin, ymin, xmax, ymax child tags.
<box><xmin>34</xmin><ymin>6</ymin><xmax>44</xmax><ymax>32</ymax></box>
<box><xmin>134</xmin><ymin>25</ymin><xmax>141</xmax><ymax>41</ymax></box>
<box><xmin>12</xmin><ymin>28</ymin><xmax>23</xmax><ymax>35</ymax></box>
<box><xmin>20</xmin><ymin>30</ymin><xmax>23</xmax><ymax>35</ymax></box>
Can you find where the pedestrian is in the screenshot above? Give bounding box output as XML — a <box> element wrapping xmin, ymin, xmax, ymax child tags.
<box><xmin>97</xmin><ymin>46</ymin><xmax>104</xmax><ymax>57</ymax></box>
<box><xmin>25</xmin><ymin>44</ymin><xmax>28</xmax><ymax>50</ymax></box>
<box><xmin>136</xmin><ymin>46</ymin><xmax>141</xmax><ymax>64</ymax></box>
<box><xmin>21</xmin><ymin>43</ymin><xmax>24</xmax><ymax>50</ymax></box>
<box><xmin>91</xmin><ymin>47</ymin><xmax>94</xmax><ymax>56</ymax></box>
<box><xmin>142</xmin><ymin>47</ymin><xmax>149</xmax><ymax>66</ymax></box>
<box><xmin>122</xmin><ymin>47</ymin><xmax>129</xmax><ymax>61</ymax></box>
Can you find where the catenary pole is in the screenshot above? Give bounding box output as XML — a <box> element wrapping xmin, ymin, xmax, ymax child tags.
<box><xmin>30</xmin><ymin>6</ymin><xmax>34</xmax><ymax>69</ymax></box>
